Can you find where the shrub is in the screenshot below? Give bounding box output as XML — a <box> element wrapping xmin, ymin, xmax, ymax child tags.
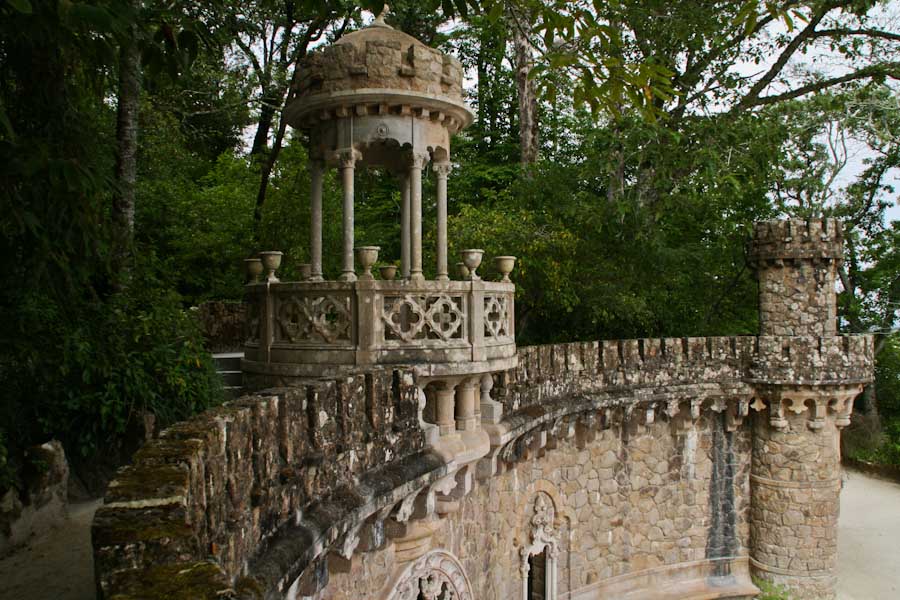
<box><xmin>0</xmin><ymin>258</ymin><xmax>224</xmax><ymax>487</ymax></box>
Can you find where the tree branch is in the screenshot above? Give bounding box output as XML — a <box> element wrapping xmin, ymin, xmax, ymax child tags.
<box><xmin>736</xmin><ymin>3</ymin><xmax>836</xmax><ymax>110</ymax></box>
<box><xmin>736</xmin><ymin>62</ymin><xmax>900</xmax><ymax>110</ymax></box>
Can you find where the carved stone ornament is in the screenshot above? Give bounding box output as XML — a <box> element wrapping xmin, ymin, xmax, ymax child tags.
<box><xmin>519</xmin><ymin>493</ymin><xmax>560</xmax><ymax>600</ymax></box>
<box><xmin>483</xmin><ymin>295</ymin><xmax>510</xmax><ymax>338</ymax></box>
<box><xmin>383</xmin><ymin>294</ymin><xmax>465</xmax><ymax>343</ymax></box>
<box><xmin>277</xmin><ymin>294</ymin><xmax>352</xmax><ymax>344</ymax></box>
<box><xmin>385</xmin><ymin>549</ymin><xmax>473</xmax><ymax>600</ymax></box>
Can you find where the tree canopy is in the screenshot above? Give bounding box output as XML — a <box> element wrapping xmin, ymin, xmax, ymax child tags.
<box><xmin>2</xmin><ymin>0</ymin><xmax>899</xmax><ymax>490</ymax></box>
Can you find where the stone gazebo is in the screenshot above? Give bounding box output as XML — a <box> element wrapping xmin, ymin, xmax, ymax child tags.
<box><xmin>241</xmin><ymin>13</ymin><xmax>517</xmax><ymax>452</ymax></box>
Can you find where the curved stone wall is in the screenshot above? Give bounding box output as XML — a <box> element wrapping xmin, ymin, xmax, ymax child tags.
<box><xmin>91</xmin><ymin>333</ymin><xmax>872</xmax><ymax>600</ymax></box>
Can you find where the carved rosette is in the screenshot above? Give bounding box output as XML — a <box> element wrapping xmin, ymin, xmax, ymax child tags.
<box><xmin>386</xmin><ymin>549</ymin><xmax>473</xmax><ymax>600</ymax></box>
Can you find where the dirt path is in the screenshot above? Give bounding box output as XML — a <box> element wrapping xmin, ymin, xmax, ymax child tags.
<box><xmin>0</xmin><ymin>499</ymin><xmax>100</xmax><ymax>600</ymax></box>
<box><xmin>837</xmin><ymin>468</ymin><xmax>900</xmax><ymax>600</ymax></box>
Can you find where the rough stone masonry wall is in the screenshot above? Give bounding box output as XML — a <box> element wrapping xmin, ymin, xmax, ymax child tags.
<box><xmin>324</xmin><ymin>414</ymin><xmax>752</xmax><ymax>599</ymax></box>
<box><xmin>91</xmin><ymin>370</ymin><xmax>435</xmax><ymax>599</ymax></box>
<box><xmin>750</xmin><ymin>411</ymin><xmax>841</xmax><ymax>597</ymax></box>
<box><xmin>91</xmin><ymin>333</ymin><xmax>872</xmax><ymax>600</ymax></box>
<box><xmin>751</xmin><ymin>218</ymin><xmax>842</xmax><ymax>337</ymax></box>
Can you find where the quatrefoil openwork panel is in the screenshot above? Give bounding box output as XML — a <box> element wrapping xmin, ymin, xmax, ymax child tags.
<box><xmin>277</xmin><ymin>295</ymin><xmax>351</xmax><ymax>344</ymax></box>
<box><xmin>383</xmin><ymin>295</ymin><xmax>428</xmax><ymax>343</ymax></box>
<box><xmin>483</xmin><ymin>295</ymin><xmax>509</xmax><ymax>338</ymax></box>
<box><xmin>424</xmin><ymin>295</ymin><xmax>464</xmax><ymax>342</ymax></box>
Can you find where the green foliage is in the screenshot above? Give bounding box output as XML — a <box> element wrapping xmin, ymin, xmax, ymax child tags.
<box><xmin>2</xmin><ymin>258</ymin><xmax>223</xmax><ymax>466</ymax></box>
<box><xmin>850</xmin><ymin>335</ymin><xmax>900</xmax><ymax>466</ymax></box>
<box><xmin>753</xmin><ymin>577</ymin><xmax>793</xmax><ymax>600</ymax></box>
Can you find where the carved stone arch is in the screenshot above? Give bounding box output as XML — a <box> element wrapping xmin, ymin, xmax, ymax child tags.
<box><xmin>513</xmin><ymin>479</ymin><xmax>575</xmax><ymax>539</ymax></box>
<box><xmin>384</xmin><ymin>548</ymin><xmax>473</xmax><ymax>600</ymax></box>
<box><xmin>515</xmin><ymin>481</ymin><xmax>573</xmax><ymax>600</ymax></box>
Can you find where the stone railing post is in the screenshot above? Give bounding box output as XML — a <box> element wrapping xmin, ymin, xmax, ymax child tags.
<box><xmin>747</xmin><ymin>218</ymin><xmax>866</xmax><ymax>600</ymax></box>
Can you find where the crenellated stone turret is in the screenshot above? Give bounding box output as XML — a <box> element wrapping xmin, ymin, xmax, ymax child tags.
<box><xmin>750</xmin><ymin>218</ymin><xmax>843</xmax><ymax>337</ymax></box>
<box><xmin>748</xmin><ymin>218</ymin><xmax>868</xmax><ymax>600</ymax></box>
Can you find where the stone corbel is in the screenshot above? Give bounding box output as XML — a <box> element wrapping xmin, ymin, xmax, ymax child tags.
<box><xmin>769</xmin><ymin>398</ymin><xmax>788</xmax><ymax>430</ymax></box>
<box><xmin>807</xmin><ymin>398</ymin><xmax>827</xmax><ymax>431</ymax></box>
<box><xmin>394</xmin><ymin>490</ymin><xmax>420</xmax><ymax>523</ymax></box>
<box><xmin>644</xmin><ymin>403</ymin><xmax>656</xmax><ymax>426</ymax></box>
<box><xmin>726</xmin><ymin>396</ymin><xmax>750</xmax><ymax>432</ymax></box>
<box><xmin>690</xmin><ymin>398</ymin><xmax>703</xmax><ymax>421</ymax></box>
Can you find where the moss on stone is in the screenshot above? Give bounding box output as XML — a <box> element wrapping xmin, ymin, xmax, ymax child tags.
<box><xmin>106</xmin><ymin>561</ymin><xmax>233</xmax><ymax>600</ymax></box>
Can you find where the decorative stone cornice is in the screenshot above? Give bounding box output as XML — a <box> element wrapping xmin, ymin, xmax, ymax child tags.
<box><xmin>749</xmin><ymin>382</ymin><xmax>860</xmax><ymax>431</ymax></box>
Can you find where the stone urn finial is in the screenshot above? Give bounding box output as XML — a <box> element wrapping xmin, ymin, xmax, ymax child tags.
<box><xmin>258</xmin><ymin>251</ymin><xmax>283</xmax><ymax>283</ymax></box>
<box><xmin>244</xmin><ymin>258</ymin><xmax>263</xmax><ymax>283</ymax></box>
<box><xmin>494</xmin><ymin>256</ymin><xmax>517</xmax><ymax>282</ymax></box>
<box><xmin>461</xmin><ymin>249</ymin><xmax>484</xmax><ymax>281</ymax></box>
<box><xmin>355</xmin><ymin>246</ymin><xmax>380</xmax><ymax>280</ymax></box>
<box><xmin>379</xmin><ymin>264</ymin><xmax>398</xmax><ymax>280</ymax></box>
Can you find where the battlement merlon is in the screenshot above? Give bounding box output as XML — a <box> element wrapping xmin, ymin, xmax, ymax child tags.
<box><xmin>751</xmin><ymin>218</ymin><xmax>844</xmax><ymax>337</ymax></box>
<box><xmin>749</xmin><ymin>218</ymin><xmax>844</xmax><ymax>263</ymax></box>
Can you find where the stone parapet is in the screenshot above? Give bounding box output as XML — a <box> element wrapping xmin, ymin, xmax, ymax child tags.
<box><xmin>494</xmin><ymin>335</ymin><xmax>873</xmax><ymax>416</ymax></box>
<box><xmin>92</xmin><ymin>332</ymin><xmax>873</xmax><ymax>600</ymax></box>
<box><xmin>749</xmin><ymin>218</ymin><xmax>843</xmax><ymax>264</ymax></box>
<box><xmin>92</xmin><ymin>369</ymin><xmax>430</xmax><ymax>600</ymax></box>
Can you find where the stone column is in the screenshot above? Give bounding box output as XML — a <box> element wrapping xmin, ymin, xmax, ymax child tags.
<box><xmin>455</xmin><ymin>378</ymin><xmax>478</xmax><ymax>432</ymax></box>
<box><xmin>336</xmin><ymin>148</ymin><xmax>362</xmax><ymax>282</ymax></box>
<box><xmin>407</xmin><ymin>152</ymin><xmax>428</xmax><ymax>283</ymax></box>
<box><xmin>309</xmin><ymin>159</ymin><xmax>325</xmax><ymax>281</ymax></box>
<box><xmin>400</xmin><ymin>172</ymin><xmax>411</xmax><ymax>279</ymax></box>
<box><xmin>433</xmin><ymin>161</ymin><xmax>452</xmax><ymax>281</ymax></box>
<box><xmin>435</xmin><ymin>381</ymin><xmax>457</xmax><ymax>437</ymax></box>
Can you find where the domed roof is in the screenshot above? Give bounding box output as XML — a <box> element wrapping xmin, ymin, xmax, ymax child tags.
<box><xmin>289</xmin><ymin>17</ymin><xmax>469</xmax><ymax>127</ymax></box>
<box><xmin>333</xmin><ymin>20</ymin><xmax>427</xmax><ymax>50</ymax></box>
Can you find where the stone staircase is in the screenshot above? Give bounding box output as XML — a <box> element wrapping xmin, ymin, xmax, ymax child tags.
<box><xmin>213</xmin><ymin>352</ymin><xmax>243</xmax><ymax>399</ymax></box>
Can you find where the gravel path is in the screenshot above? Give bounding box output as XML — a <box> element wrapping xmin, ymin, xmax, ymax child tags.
<box><xmin>0</xmin><ymin>469</ymin><xmax>897</xmax><ymax>600</ymax></box>
<box><xmin>0</xmin><ymin>499</ymin><xmax>100</xmax><ymax>600</ymax></box>
<box><xmin>837</xmin><ymin>469</ymin><xmax>900</xmax><ymax>600</ymax></box>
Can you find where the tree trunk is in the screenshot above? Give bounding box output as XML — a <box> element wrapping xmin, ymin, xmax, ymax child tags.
<box><xmin>112</xmin><ymin>8</ymin><xmax>141</xmax><ymax>285</ymax></box>
<box><xmin>512</xmin><ymin>19</ymin><xmax>538</xmax><ymax>165</ymax></box>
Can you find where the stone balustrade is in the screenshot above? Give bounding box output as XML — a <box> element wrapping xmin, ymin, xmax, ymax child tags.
<box><xmin>241</xmin><ymin>279</ymin><xmax>517</xmax><ymax>387</ymax></box>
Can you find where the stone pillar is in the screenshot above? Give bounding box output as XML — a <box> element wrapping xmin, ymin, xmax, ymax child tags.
<box><xmin>400</xmin><ymin>172</ymin><xmax>411</xmax><ymax>279</ymax></box>
<box><xmin>455</xmin><ymin>378</ymin><xmax>478</xmax><ymax>432</ymax></box>
<box><xmin>407</xmin><ymin>152</ymin><xmax>428</xmax><ymax>283</ymax></box>
<box><xmin>309</xmin><ymin>159</ymin><xmax>325</xmax><ymax>281</ymax></box>
<box><xmin>750</xmin><ymin>218</ymin><xmax>842</xmax><ymax>336</ymax></box>
<box><xmin>336</xmin><ymin>148</ymin><xmax>362</xmax><ymax>282</ymax></box>
<box><xmin>435</xmin><ymin>382</ymin><xmax>457</xmax><ymax>436</ymax></box>
<box><xmin>433</xmin><ymin>161</ymin><xmax>451</xmax><ymax>281</ymax></box>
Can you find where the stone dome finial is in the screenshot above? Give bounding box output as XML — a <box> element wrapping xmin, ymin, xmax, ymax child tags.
<box><xmin>372</xmin><ymin>4</ymin><xmax>391</xmax><ymax>28</ymax></box>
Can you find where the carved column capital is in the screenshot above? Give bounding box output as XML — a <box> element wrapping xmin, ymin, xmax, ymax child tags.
<box><xmin>334</xmin><ymin>147</ymin><xmax>363</xmax><ymax>168</ymax></box>
<box><xmin>432</xmin><ymin>161</ymin><xmax>452</xmax><ymax>178</ymax></box>
<box><xmin>405</xmin><ymin>151</ymin><xmax>429</xmax><ymax>170</ymax></box>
